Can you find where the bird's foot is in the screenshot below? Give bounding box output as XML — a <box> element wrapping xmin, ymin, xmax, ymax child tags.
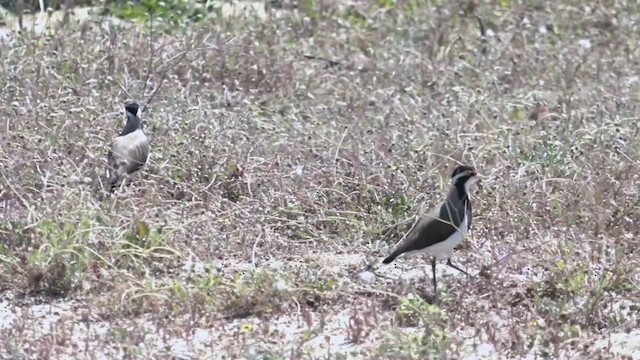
<box><xmin>446</xmin><ymin>259</ymin><xmax>471</xmax><ymax>277</ymax></box>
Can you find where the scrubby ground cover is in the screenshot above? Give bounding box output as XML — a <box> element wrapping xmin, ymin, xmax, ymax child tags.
<box><xmin>0</xmin><ymin>0</ymin><xmax>639</xmax><ymax>358</ymax></box>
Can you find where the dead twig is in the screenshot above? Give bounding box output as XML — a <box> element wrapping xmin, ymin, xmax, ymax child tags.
<box><xmin>475</xmin><ymin>15</ymin><xmax>488</xmax><ymax>55</ymax></box>
<box><xmin>141</xmin><ymin>36</ymin><xmax>239</xmax><ymax>114</ymax></box>
<box><xmin>140</xmin><ymin>11</ymin><xmax>156</xmax><ymax>101</ymax></box>
<box><xmin>303</xmin><ymin>54</ymin><xmax>343</xmax><ymax>69</ymax></box>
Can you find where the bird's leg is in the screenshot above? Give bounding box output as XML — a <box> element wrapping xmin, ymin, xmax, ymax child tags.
<box><xmin>431</xmin><ymin>257</ymin><xmax>437</xmax><ymax>295</ymax></box>
<box><xmin>119</xmin><ymin>176</ymin><xmax>127</xmax><ymax>193</ymax></box>
<box><xmin>446</xmin><ymin>259</ymin><xmax>470</xmax><ymax>276</ymax></box>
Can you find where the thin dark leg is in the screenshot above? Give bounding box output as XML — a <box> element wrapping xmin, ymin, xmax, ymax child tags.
<box><xmin>446</xmin><ymin>259</ymin><xmax>470</xmax><ymax>276</ymax></box>
<box><xmin>431</xmin><ymin>257</ymin><xmax>437</xmax><ymax>295</ymax></box>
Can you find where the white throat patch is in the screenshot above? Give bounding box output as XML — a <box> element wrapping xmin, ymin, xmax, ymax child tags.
<box><xmin>451</xmin><ymin>173</ymin><xmax>479</xmax><ymax>195</ymax></box>
<box><xmin>464</xmin><ymin>175</ymin><xmax>479</xmax><ymax>195</ymax></box>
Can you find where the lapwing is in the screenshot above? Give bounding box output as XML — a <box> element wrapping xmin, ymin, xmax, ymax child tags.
<box><xmin>382</xmin><ymin>165</ymin><xmax>480</xmax><ymax>295</ymax></box>
<box><xmin>107</xmin><ymin>102</ymin><xmax>150</xmax><ymax>193</ymax></box>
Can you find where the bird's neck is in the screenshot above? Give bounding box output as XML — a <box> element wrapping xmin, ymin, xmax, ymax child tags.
<box><xmin>120</xmin><ymin>115</ymin><xmax>142</xmax><ymax>136</ymax></box>
<box><xmin>453</xmin><ymin>182</ymin><xmax>469</xmax><ymax>203</ymax></box>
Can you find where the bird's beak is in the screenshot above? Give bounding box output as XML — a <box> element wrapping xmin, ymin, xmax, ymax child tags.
<box><xmin>471</xmin><ymin>171</ymin><xmax>483</xmax><ymax>183</ymax></box>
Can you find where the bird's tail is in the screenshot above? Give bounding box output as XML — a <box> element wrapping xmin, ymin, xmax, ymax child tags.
<box><xmin>382</xmin><ymin>253</ymin><xmax>398</xmax><ymax>264</ymax></box>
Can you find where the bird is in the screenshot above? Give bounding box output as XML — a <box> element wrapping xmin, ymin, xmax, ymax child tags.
<box><xmin>107</xmin><ymin>102</ymin><xmax>150</xmax><ymax>193</ymax></box>
<box><xmin>382</xmin><ymin>165</ymin><xmax>480</xmax><ymax>296</ymax></box>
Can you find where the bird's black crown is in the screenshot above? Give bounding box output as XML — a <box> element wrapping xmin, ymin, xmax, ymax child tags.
<box><xmin>450</xmin><ymin>165</ymin><xmax>477</xmax><ymax>183</ymax></box>
<box><xmin>125</xmin><ymin>102</ymin><xmax>140</xmax><ymax>117</ymax></box>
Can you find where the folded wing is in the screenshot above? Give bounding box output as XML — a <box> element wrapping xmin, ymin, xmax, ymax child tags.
<box><xmin>383</xmin><ymin>205</ymin><xmax>458</xmax><ymax>263</ymax></box>
<box><xmin>108</xmin><ymin>130</ymin><xmax>149</xmax><ymax>189</ymax></box>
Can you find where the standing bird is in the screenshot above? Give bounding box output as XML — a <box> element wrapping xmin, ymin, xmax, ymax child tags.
<box><xmin>382</xmin><ymin>165</ymin><xmax>480</xmax><ymax>295</ymax></box>
<box><xmin>107</xmin><ymin>102</ymin><xmax>150</xmax><ymax>193</ymax></box>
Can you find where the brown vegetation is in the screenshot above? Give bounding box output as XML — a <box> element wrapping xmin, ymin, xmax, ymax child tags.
<box><xmin>0</xmin><ymin>0</ymin><xmax>638</xmax><ymax>358</ymax></box>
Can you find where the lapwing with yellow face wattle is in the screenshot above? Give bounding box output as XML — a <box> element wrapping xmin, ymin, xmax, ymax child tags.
<box><xmin>383</xmin><ymin>165</ymin><xmax>480</xmax><ymax>295</ymax></box>
<box><xmin>107</xmin><ymin>102</ymin><xmax>150</xmax><ymax>193</ymax></box>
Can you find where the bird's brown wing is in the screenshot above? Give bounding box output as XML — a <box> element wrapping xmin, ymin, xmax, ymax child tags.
<box><xmin>382</xmin><ymin>192</ymin><xmax>471</xmax><ymax>264</ymax></box>
<box><xmin>108</xmin><ymin>131</ymin><xmax>149</xmax><ymax>193</ymax></box>
<box><xmin>109</xmin><ymin>131</ymin><xmax>149</xmax><ymax>175</ymax></box>
<box><xmin>382</xmin><ymin>206</ymin><xmax>457</xmax><ymax>262</ymax></box>
<box><xmin>122</xmin><ymin>139</ymin><xmax>150</xmax><ymax>175</ymax></box>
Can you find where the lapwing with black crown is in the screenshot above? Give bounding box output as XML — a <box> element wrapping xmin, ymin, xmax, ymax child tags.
<box><xmin>382</xmin><ymin>165</ymin><xmax>480</xmax><ymax>296</ymax></box>
<box><xmin>107</xmin><ymin>102</ymin><xmax>150</xmax><ymax>193</ymax></box>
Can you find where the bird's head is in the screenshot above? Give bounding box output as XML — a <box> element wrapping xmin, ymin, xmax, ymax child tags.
<box><xmin>118</xmin><ymin>102</ymin><xmax>143</xmax><ymax>136</ymax></box>
<box><xmin>451</xmin><ymin>165</ymin><xmax>480</xmax><ymax>192</ymax></box>
<box><xmin>125</xmin><ymin>102</ymin><xmax>140</xmax><ymax>119</ymax></box>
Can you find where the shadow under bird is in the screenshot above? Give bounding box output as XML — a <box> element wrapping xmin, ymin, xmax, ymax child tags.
<box><xmin>382</xmin><ymin>165</ymin><xmax>480</xmax><ymax>296</ymax></box>
<box><xmin>107</xmin><ymin>102</ymin><xmax>150</xmax><ymax>192</ymax></box>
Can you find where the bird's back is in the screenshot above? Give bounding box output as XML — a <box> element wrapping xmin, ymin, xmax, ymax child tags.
<box><xmin>382</xmin><ymin>188</ymin><xmax>469</xmax><ymax>263</ymax></box>
<box><xmin>108</xmin><ymin>129</ymin><xmax>149</xmax><ymax>191</ymax></box>
<box><xmin>110</xmin><ymin>130</ymin><xmax>149</xmax><ymax>174</ymax></box>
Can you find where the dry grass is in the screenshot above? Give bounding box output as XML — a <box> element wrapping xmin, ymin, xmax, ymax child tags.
<box><xmin>0</xmin><ymin>0</ymin><xmax>639</xmax><ymax>359</ymax></box>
